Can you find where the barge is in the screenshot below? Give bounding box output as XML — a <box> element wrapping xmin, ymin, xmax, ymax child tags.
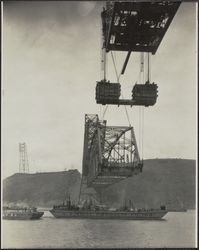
<box><xmin>3</xmin><ymin>206</ymin><xmax>44</xmax><ymax>220</ymax></box>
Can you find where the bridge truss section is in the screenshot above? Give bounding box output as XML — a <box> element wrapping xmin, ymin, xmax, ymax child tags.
<box><xmin>82</xmin><ymin>114</ymin><xmax>143</xmax><ymax>189</ymax></box>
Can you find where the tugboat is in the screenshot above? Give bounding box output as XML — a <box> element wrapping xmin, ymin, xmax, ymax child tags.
<box><xmin>3</xmin><ymin>206</ymin><xmax>44</xmax><ymax>220</ymax></box>
<box><xmin>50</xmin><ymin>197</ymin><xmax>168</xmax><ymax>220</ymax></box>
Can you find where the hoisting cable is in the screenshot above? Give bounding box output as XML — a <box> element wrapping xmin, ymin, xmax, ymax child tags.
<box><xmin>100</xmin><ymin>9</ymin><xmax>109</xmax><ymax>121</ymax></box>
<box><xmin>141</xmin><ymin>52</ymin><xmax>150</xmax><ymax>160</ymax></box>
<box><xmin>111</xmin><ymin>51</ymin><xmax>121</xmax><ymax>82</ymax></box>
<box><xmin>110</xmin><ymin>51</ymin><xmax>131</xmax><ymax>126</ymax></box>
<box><xmin>99</xmin><ymin>105</ymin><xmax>102</xmax><ymax>120</ymax></box>
<box><xmin>139</xmin><ymin>106</ymin><xmax>141</xmax><ymax>159</ymax></box>
<box><xmin>147</xmin><ymin>52</ymin><xmax>150</xmax><ymax>82</ymax></box>
<box><xmin>102</xmin><ymin>105</ymin><xmax>109</xmax><ymax>119</ymax></box>
<box><xmin>139</xmin><ymin>52</ymin><xmax>145</xmax><ymax>161</ymax></box>
<box><xmin>102</xmin><ymin>50</ymin><xmax>118</xmax><ymax>119</ymax></box>
<box><xmin>141</xmin><ymin>52</ymin><xmax>144</xmax><ymax>84</ymax></box>
<box><xmin>141</xmin><ymin>53</ymin><xmax>152</xmax><ymax>161</ymax></box>
<box><xmin>145</xmin><ymin>52</ymin><xmax>151</xmax><ymax>83</ymax></box>
<box><xmin>138</xmin><ymin>53</ymin><xmax>142</xmax><ymax>155</ymax></box>
<box><xmin>142</xmin><ymin>104</ymin><xmax>144</xmax><ymax>161</ymax></box>
<box><xmin>101</xmin><ymin>49</ymin><xmax>109</xmax><ymax>120</ymax></box>
<box><xmin>101</xmin><ymin>47</ymin><xmax>108</xmax><ymax>120</ymax></box>
<box><xmin>102</xmin><ymin>51</ymin><xmax>118</xmax><ymax>119</ymax></box>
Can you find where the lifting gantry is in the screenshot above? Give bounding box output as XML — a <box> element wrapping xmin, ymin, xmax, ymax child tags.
<box><xmin>95</xmin><ymin>1</ymin><xmax>181</xmax><ymax>107</ymax></box>
<box><xmin>80</xmin><ymin>2</ymin><xmax>181</xmax><ymax>196</ymax></box>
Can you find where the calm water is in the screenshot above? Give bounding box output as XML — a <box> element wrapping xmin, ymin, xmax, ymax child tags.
<box><xmin>2</xmin><ymin>210</ymin><xmax>196</xmax><ymax>248</ymax></box>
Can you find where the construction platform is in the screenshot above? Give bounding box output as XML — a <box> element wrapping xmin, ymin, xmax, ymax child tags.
<box><xmin>102</xmin><ymin>1</ymin><xmax>181</xmax><ymax>54</ymax></box>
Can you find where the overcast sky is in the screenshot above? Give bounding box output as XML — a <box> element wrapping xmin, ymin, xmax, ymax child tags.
<box><xmin>2</xmin><ymin>1</ymin><xmax>197</xmax><ymax>178</ymax></box>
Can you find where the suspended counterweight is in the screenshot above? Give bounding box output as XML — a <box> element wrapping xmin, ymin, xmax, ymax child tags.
<box><xmin>96</xmin><ymin>80</ymin><xmax>158</xmax><ymax>107</ymax></box>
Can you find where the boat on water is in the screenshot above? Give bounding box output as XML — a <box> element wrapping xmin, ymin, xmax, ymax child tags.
<box><xmin>50</xmin><ymin>199</ymin><xmax>168</xmax><ymax>220</ymax></box>
<box><xmin>3</xmin><ymin>206</ymin><xmax>44</xmax><ymax>220</ymax></box>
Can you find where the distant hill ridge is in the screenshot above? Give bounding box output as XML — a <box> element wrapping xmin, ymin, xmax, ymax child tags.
<box><xmin>103</xmin><ymin>158</ymin><xmax>196</xmax><ymax>209</ymax></box>
<box><xmin>3</xmin><ymin>169</ymin><xmax>81</xmax><ymax>207</ymax></box>
<box><xmin>3</xmin><ymin>159</ymin><xmax>196</xmax><ymax>209</ymax></box>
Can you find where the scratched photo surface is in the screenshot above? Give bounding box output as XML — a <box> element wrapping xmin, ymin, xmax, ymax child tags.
<box><xmin>2</xmin><ymin>1</ymin><xmax>197</xmax><ymax>248</ymax></box>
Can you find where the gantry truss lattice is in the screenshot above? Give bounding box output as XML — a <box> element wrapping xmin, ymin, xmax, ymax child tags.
<box><xmin>102</xmin><ymin>1</ymin><xmax>181</xmax><ymax>54</ymax></box>
<box><xmin>82</xmin><ymin>114</ymin><xmax>143</xmax><ymax>189</ymax></box>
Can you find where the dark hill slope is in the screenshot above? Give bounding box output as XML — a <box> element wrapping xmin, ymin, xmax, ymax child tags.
<box><xmin>3</xmin><ymin>170</ymin><xmax>81</xmax><ymax>207</ymax></box>
<box><xmin>103</xmin><ymin>159</ymin><xmax>196</xmax><ymax>209</ymax></box>
<box><xmin>3</xmin><ymin>159</ymin><xmax>196</xmax><ymax>209</ymax></box>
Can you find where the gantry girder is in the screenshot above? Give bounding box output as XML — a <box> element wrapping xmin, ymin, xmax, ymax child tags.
<box><xmin>102</xmin><ymin>1</ymin><xmax>181</xmax><ymax>54</ymax></box>
<box><xmin>82</xmin><ymin>114</ymin><xmax>143</xmax><ymax>189</ymax></box>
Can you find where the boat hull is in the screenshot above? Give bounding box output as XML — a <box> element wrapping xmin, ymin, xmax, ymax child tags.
<box><xmin>50</xmin><ymin>209</ymin><xmax>167</xmax><ymax>220</ymax></box>
<box><xmin>3</xmin><ymin>211</ymin><xmax>44</xmax><ymax>220</ymax></box>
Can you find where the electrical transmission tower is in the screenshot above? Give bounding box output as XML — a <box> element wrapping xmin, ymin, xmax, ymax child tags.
<box><xmin>19</xmin><ymin>142</ymin><xmax>29</xmax><ymax>173</ymax></box>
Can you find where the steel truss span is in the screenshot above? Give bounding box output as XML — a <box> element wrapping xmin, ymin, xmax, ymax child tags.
<box><xmin>82</xmin><ymin>114</ymin><xmax>143</xmax><ymax>189</ymax></box>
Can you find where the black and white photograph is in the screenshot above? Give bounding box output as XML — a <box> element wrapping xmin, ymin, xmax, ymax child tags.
<box><xmin>1</xmin><ymin>0</ymin><xmax>198</xmax><ymax>248</ymax></box>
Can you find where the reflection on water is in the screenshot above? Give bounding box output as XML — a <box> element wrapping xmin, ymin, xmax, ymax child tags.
<box><xmin>2</xmin><ymin>210</ymin><xmax>196</xmax><ymax>248</ymax></box>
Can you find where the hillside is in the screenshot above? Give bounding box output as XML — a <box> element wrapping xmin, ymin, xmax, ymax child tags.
<box><xmin>103</xmin><ymin>159</ymin><xmax>196</xmax><ymax>209</ymax></box>
<box><xmin>3</xmin><ymin>169</ymin><xmax>81</xmax><ymax>207</ymax></box>
<box><xmin>3</xmin><ymin>159</ymin><xmax>196</xmax><ymax>209</ymax></box>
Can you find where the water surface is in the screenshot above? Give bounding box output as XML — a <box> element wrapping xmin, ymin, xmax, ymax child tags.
<box><xmin>2</xmin><ymin>210</ymin><xmax>196</xmax><ymax>248</ymax></box>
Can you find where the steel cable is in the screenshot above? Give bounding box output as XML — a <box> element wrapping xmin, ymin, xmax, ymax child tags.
<box><xmin>110</xmin><ymin>51</ymin><xmax>131</xmax><ymax>126</ymax></box>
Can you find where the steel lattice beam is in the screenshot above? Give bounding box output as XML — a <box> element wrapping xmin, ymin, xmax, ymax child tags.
<box><xmin>82</xmin><ymin>114</ymin><xmax>143</xmax><ymax>189</ymax></box>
